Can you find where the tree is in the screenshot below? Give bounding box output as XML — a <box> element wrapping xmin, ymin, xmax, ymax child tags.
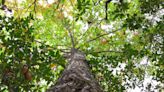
<box><xmin>0</xmin><ymin>0</ymin><xmax>163</xmax><ymax>92</ymax></box>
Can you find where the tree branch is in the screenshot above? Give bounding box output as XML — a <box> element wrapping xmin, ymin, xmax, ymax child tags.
<box><xmin>2</xmin><ymin>0</ymin><xmax>5</xmax><ymax>5</ymax></box>
<box><xmin>34</xmin><ymin>40</ymin><xmax>71</xmax><ymax>53</ymax></box>
<box><xmin>77</xmin><ymin>19</ymin><xmax>104</xmax><ymax>47</ymax></box>
<box><xmin>34</xmin><ymin>0</ymin><xmax>37</xmax><ymax>14</ymax></box>
<box><xmin>67</xmin><ymin>28</ymin><xmax>75</xmax><ymax>49</ymax></box>
<box><xmin>67</xmin><ymin>0</ymin><xmax>76</xmax><ymax>49</ymax></box>
<box><xmin>24</xmin><ymin>0</ymin><xmax>37</xmax><ymax>13</ymax></box>
<box><xmin>86</xmin><ymin>28</ymin><xmax>120</xmax><ymax>43</ymax></box>
<box><xmin>88</xmin><ymin>50</ymin><xmax>123</xmax><ymax>54</ymax></box>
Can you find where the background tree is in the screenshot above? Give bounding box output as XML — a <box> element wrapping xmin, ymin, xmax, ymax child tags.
<box><xmin>0</xmin><ymin>0</ymin><xmax>163</xmax><ymax>91</ymax></box>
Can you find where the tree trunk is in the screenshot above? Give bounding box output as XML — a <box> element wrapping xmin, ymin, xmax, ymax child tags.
<box><xmin>47</xmin><ymin>48</ymin><xmax>103</xmax><ymax>92</ymax></box>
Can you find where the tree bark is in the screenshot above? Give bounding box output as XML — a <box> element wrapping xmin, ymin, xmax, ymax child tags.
<box><xmin>47</xmin><ymin>48</ymin><xmax>103</xmax><ymax>92</ymax></box>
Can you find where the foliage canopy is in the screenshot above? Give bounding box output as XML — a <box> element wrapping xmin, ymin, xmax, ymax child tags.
<box><xmin>0</xmin><ymin>0</ymin><xmax>163</xmax><ymax>91</ymax></box>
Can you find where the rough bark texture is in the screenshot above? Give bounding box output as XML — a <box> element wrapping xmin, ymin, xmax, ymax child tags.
<box><xmin>47</xmin><ymin>49</ymin><xmax>103</xmax><ymax>92</ymax></box>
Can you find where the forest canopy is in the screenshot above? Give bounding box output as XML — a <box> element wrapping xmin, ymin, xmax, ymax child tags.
<box><xmin>0</xmin><ymin>0</ymin><xmax>163</xmax><ymax>92</ymax></box>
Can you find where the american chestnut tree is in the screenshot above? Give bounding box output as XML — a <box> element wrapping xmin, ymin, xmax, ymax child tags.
<box><xmin>0</xmin><ymin>0</ymin><xmax>163</xmax><ymax>92</ymax></box>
